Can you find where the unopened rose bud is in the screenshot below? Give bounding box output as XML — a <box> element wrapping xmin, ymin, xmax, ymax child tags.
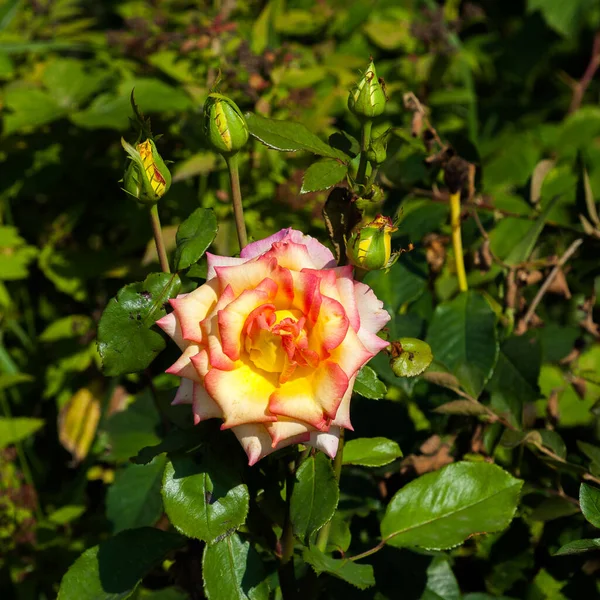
<box><xmin>389</xmin><ymin>338</ymin><xmax>433</xmax><ymax>378</ymax></box>
<box><xmin>346</xmin><ymin>214</ymin><xmax>397</xmax><ymax>271</ymax></box>
<box><xmin>203</xmin><ymin>93</ymin><xmax>249</xmax><ymax>155</ymax></box>
<box><xmin>121</xmin><ymin>138</ymin><xmax>171</xmax><ymax>205</ymax></box>
<box><xmin>348</xmin><ymin>61</ymin><xmax>387</xmax><ymax>120</ymax></box>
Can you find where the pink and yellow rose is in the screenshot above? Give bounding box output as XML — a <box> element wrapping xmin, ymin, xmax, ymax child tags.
<box><xmin>157</xmin><ymin>229</ymin><xmax>390</xmax><ymax>464</ymax></box>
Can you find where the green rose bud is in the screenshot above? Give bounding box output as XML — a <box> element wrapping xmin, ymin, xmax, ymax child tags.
<box><xmin>348</xmin><ymin>61</ymin><xmax>387</xmax><ymax>120</ymax></box>
<box><xmin>389</xmin><ymin>338</ymin><xmax>433</xmax><ymax>378</ymax></box>
<box><xmin>346</xmin><ymin>214</ymin><xmax>397</xmax><ymax>271</ymax></box>
<box><xmin>121</xmin><ymin>138</ymin><xmax>171</xmax><ymax>205</ymax></box>
<box><xmin>203</xmin><ymin>93</ymin><xmax>249</xmax><ymax>155</ymax></box>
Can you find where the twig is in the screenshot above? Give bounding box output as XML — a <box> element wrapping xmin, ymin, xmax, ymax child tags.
<box><xmin>569</xmin><ymin>30</ymin><xmax>600</xmax><ymax>114</ymax></box>
<box><xmin>517</xmin><ymin>238</ymin><xmax>583</xmax><ymax>332</ymax></box>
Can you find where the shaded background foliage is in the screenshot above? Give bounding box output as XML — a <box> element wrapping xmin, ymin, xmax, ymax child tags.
<box><xmin>1</xmin><ymin>0</ymin><xmax>600</xmax><ymax>598</ymax></box>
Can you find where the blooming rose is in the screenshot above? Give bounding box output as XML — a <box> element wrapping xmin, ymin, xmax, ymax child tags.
<box><xmin>156</xmin><ymin>229</ymin><xmax>390</xmax><ymax>465</ymax></box>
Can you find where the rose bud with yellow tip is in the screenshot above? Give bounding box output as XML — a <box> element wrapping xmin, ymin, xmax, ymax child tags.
<box><xmin>346</xmin><ymin>215</ymin><xmax>398</xmax><ymax>271</ymax></box>
<box><xmin>348</xmin><ymin>60</ymin><xmax>387</xmax><ymax>120</ymax></box>
<box><xmin>121</xmin><ymin>138</ymin><xmax>171</xmax><ymax>205</ymax></box>
<box><xmin>203</xmin><ymin>93</ymin><xmax>249</xmax><ymax>156</ymax></box>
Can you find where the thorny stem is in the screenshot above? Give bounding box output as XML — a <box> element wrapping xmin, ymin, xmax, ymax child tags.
<box><xmin>315</xmin><ymin>429</ymin><xmax>345</xmax><ymax>552</ymax></box>
<box><xmin>450</xmin><ymin>191</ymin><xmax>468</xmax><ymax>292</ymax></box>
<box><xmin>150</xmin><ymin>204</ymin><xmax>170</xmax><ymax>273</ymax></box>
<box><xmin>225</xmin><ymin>153</ymin><xmax>248</xmax><ymax>251</ymax></box>
<box><xmin>356</xmin><ymin>120</ymin><xmax>373</xmax><ymax>186</ymax></box>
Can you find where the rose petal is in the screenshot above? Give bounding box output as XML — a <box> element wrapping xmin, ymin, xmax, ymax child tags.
<box><xmin>328</xmin><ymin>325</ymin><xmax>374</xmax><ymax>380</ymax></box>
<box><xmin>262</xmin><ymin>240</ymin><xmax>317</xmax><ymax>271</ymax></box>
<box><xmin>232</xmin><ymin>422</ymin><xmax>308</xmax><ymax>466</ymax></box>
<box><xmin>204</xmin><ymin>360</ymin><xmax>278</xmax><ymax>428</ymax></box>
<box><xmin>268</xmin><ymin>373</ymin><xmax>330</xmax><ymax>431</ymax></box>
<box><xmin>354</xmin><ymin>280</ymin><xmax>391</xmax><ymax>335</ymax></box>
<box><xmin>265</xmin><ymin>418</ymin><xmax>313</xmax><ymax>448</ymax></box>
<box><xmin>312</xmin><ymin>361</ymin><xmax>349</xmax><ymax>420</ymax></box>
<box><xmin>306</xmin><ymin>427</ymin><xmax>341</xmax><ymax>458</ymax></box>
<box><xmin>331</xmin><ymin>373</ymin><xmax>356</xmax><ymax>430</ymax></box>
<box><xmin>156</xmin><ymin>312</ymin><xmax>186</xmax><ymax>350</ymax></box>
<box><xmin>170</xmin><ymin>280</ymin><xmax>219</xmax><ymax>344</ymax></box>
<box><xmin>310</xmin><ymin>295</ymin><xmax>349</xmax><ymax>355</ymax></box>
<box><xmin>192</xmin><ymin>382</ymin><xmax>223</xmax><ymax>425</ymax></box>
<box><xmin>206</xmin><ymin>253</ymin><xmax>249</xmax><ymax>280</ymax></box>
<box><xmin>287</xmin><ymin>230</ymin><xmax>336</xmax><ymax>268</ymax></box>
<box><xmin>166</xmin><ymin>344</ymin><xmax>202</xmax><ymax>382</ymax></box>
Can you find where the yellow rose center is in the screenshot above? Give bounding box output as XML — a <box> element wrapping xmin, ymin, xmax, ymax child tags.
<box><xmin>245</xmin><ymin>309</ymin><xmax>305</xmax><ymax>375</ymax></box>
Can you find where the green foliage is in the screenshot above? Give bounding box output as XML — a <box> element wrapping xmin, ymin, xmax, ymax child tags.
<box><xmin>342</xmin><ymin>437</ymin><xmax>403</xmax><ymax>467</ymax></box>
<box><xmin>202</xmin><ymin>533</ymin><xmax>270</xmax><ymax>600</ymax></box>
<box><xmin>3</xmin><ymin>1</ymin><xmax>600</xmax><ymax>598</ymax></box>
<box><xmin>290</xmin><ymin>452</ymin><xmax>339</xmax><ymax>542</ymax></box>
<box><xmin>381</xmin><ymin>462</ymin><xmax>523</xmax><ymax>550</ymax></box>
<box><xmin>57</xmin><ymin>528</ymin><xmax>185</xmax><ymax>600</ymax></box>
<box><xmin>162</xmin><ymin>454</ymin><xmax>249</xmax><ymax>544</ymax></box>
<box><xmin>97</xmin><ymin>273</ymin><xmax>182</xmax><ymax>376</ymax></box>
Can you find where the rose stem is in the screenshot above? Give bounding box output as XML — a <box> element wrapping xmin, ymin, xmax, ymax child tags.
<box><xmin>225</xmin><ymin>153</ymin><xmax>248</xmax><ymax>251</ymax></box>
<box><xmin>315</xmin><ymin>429</ymin><xmax>345</xmax><ymax>552</ymax></box>
<box><xmin>356</xmin><ymin>119</ymin><xmax>373</xmax><ymax>186</ymax></box>
<box><xmin>149</xmin><ymin>204</ymin><xmax>170</xmax><ymax>273</ymax></box>
<box><xmin>450</xmin><ymin>191</ymin><xmax>468</xmax><ymax>292</ymax></box>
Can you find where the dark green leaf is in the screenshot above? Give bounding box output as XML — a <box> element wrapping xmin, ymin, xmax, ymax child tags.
<box><xmin>132</xmin><ymin>427</ymin><xmax>205</xmax><ymax>465</ymax></box>
<box><xmin>343</xmin><ymin>437</ymin><xmax>402</xmax><ymax>467</ymax></box>
<box><xmin>58</xmin><ymin>528</ymin><xmax>185</xmax><ymax>600</ymax></box>
<box><xmin>162</xmin><ymin>454</ymin><xmax>249</xmax><ymax>544</ymax></box>
<box><xmin>245</xmin><ymin>113</ymin><xmax>349</xmax><ymax>160</ymax></box>
<box><xmin>0</xmin><ymin>416</ymin><xmax>44</xmax><ymax>449</ymax></box>
<box><xmin>554</xmin><ymin>538</ymin><xmax>600</xmax><ymax>556</ymax></box>
<box><xmin>353</xmin><ymin>365</ymin><xmax>387</xmax><ymax>399</ymax></box>
<box><xmin>173</xmin><ymin>208</ymin><xmax>218</xmax><ymax>271</ymax></box>
<box><xmin>97</xmin><ymin>273</ymin><xmax>181</xmax><ymax>376</ymax></box>
<box><xmin>528</xmin><ymin>496</ymin><xmax>580</xmax><ymax>522</ymax></box>
<box><xmin>301</xmin><ymin>159</ymin><xmax>348</xmax><ymax>193</ymax></box>
<box><xmin>504</xmin><ymin>195</ymin><xmax>560</xmax><ymax>265</ymax></box>
<box><xmin>106</xmin><ymin>456</ymin><xmax>166</xmax><ymax>533</ymax></box>
<box><xmin>537</xmin><ymin>430</ymin><xmax>566</xmax><ymax>460</ymax></box>
<box><xmin>303</xmin><ymin>547</ymin><xmax>375</xmax><ymax>590</ymax></box>
<box><xmin>427</xmin><ymin>291</ymin><xmax>498</xmax><ymax>398</ymax></box>
<box><xmin>202</xmin><ymin>533</ymin><xmax>269</xmax><ymax>600</ymax></box>
<box><xmin>363</xmin><ymin>251</ymin><xmax>428</xmax><ymax>326</ymax></box>
<box><xmin>381</xmin><ymin>462</ymin><xmax>522</xmax><ymax>550</ymax></box>
<box><xmin>577</xmin><ymin>441</ymin><xmax>600</xmax><ymax>468</ymax></box>
<box><xmin>527</xmin><ymin>0</ymin><xmax>595</xmax><ymax>38</ymax></box>
<box><xmin>421</xmin><ymin>557</ymin><xmax>460</xmax><ymax>600</ymax></box>
<box><xmin>580</xmin><ymin>483</ymin><xmax>600</xmax><ymax>528</ymax></box>
<box><xmin>291</xmin><ymin>452</ymin><xmax>339</xmax><ymax>542</ymax></box>
<box><xmin>487</xmin><ymin>335</ymin><xmax>541</xmax><ymax>426</ymax></box>
<box><xmin>105</xmin><ymin>393</ymin><xmax>161</xmax><ymax>463</ymax></box>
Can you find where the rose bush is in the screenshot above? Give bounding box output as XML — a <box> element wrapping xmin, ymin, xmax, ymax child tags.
<box><xmin>157</xmin><ymin>228</ymin><xmax>390</xmax><ymax>464</ymax></box>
